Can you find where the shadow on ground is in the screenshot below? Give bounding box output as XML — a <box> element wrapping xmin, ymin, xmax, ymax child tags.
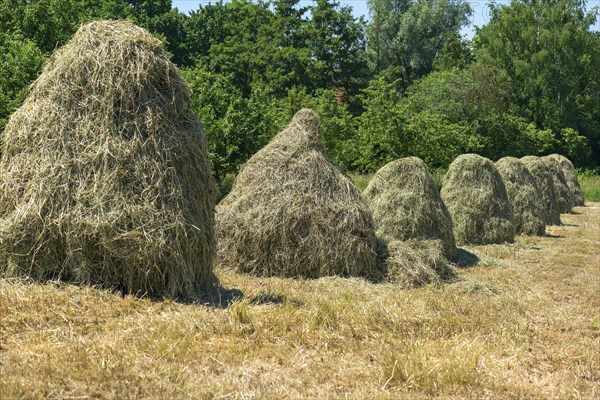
<box><xmin>452</xmin><ymin>248</ymin><xmax>480</xmax><ymax>268</ymax></box>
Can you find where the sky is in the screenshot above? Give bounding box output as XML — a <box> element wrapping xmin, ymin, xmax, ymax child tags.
<box><xmin>172</xmin><ymin>0</ymin><xmax>600</xmax><ymax>40</ymax></box>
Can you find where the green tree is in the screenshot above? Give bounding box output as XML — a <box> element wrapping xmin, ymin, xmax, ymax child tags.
<box><xmin>0</xmin><ymin>32</ymin><xmax>45</xmax><ymax>130</ymax></box>
<box><xmin>475</xmin><ymin>0</ymin><xmax>600</xmax><ymax>165</ymax></box>
<box><xmin>366</xmin><ymin>0</ymin><xmax>472</xmax><ymax>87</ymax></box>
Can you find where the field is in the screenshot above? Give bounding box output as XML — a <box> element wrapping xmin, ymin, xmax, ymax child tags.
<box><xmin>1</xmin><ymin>202</ymin><xmax>599</xmax><ymax>399</ymax></box>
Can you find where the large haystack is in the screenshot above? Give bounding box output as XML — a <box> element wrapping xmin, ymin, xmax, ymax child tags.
<box><xmin>541</xmin><ymin>156</ymin><xmax>573</xmax><ymax>214</ymax></box>
<box><xmin>440</xmin><ymin>154</ymin><xmax>515</xmax><ymax>245</ymax></box>
<box><xmin>364</xmin><ymin>157</ymin><xmax>456</xmax><ymax>259</ymax></box>
<box><xmin>495</xmin><ymin>157</ymin><xmax>546</xmax><ymax>236</ymax></box>
<box><xmin>216</xmin><ymin>109</ymin><xmax>377</xmax><ymax>278</ymax></box>
<box><xmin>0</xmin><ymin>21</ymin><xmax>216</xmax><ymax>299</ymax></box>
<box><xmin>546</xmin><ymin>154</ymin><xmax>584</xmax><ymax>207</ymax></box>
<box><xmin>521</xmin><ymin>156</ymin><xmax>561</xmax><ymax>225</ymax></box>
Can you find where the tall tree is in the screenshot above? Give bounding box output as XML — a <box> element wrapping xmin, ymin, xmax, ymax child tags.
<box><xmin>475</xmin><ymin>0</ymin><xmax>600</xmax><ymax>165</ymax></box>
<box><xmin>366</xmin><ymin>0</ymin><xmax>471</xmax><ymax>87</ymax></box>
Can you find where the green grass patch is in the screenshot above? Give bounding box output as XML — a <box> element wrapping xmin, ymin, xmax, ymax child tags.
<box><xmin>578</xmin><ymin>169</ymin><xmax>600</xmax><ymax>202</ymax></box>
<box><xmin>348</xmin><ymin>172</ymin><xmax>373</xmax><ymax>191</ymax></box>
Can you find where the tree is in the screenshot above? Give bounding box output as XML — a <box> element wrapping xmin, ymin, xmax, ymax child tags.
<box><xmin>366</xmin><ymin>0</ymin><xmax>472</xmax><ymax>87</ymax></box>
<box><xmin>475</xmin><ymin>0</ymin><xmax>600</xmax><ymax>165</ymax></box>
<box><xmin>0</xmin><ymin>32</ymin><xmax>45</xmax><ymax>130</ymax></box>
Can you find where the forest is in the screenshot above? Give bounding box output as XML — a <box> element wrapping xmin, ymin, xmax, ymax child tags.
<box><xmin>1</xmin><ymin>0</ymin><xmax>599</xmax><ymax>185</ymax></box>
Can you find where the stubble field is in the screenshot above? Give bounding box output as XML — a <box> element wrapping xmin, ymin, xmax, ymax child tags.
<box><xmin>1</xmin><ymin>204</ymin><xmax>599</xmax><ymax>399</ymax></box>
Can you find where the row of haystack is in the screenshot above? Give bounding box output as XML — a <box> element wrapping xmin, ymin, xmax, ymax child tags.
<box><xmin>0</xmin><ymin>21</ymin><xmax>586</xmax><ymax>297</ymax></box>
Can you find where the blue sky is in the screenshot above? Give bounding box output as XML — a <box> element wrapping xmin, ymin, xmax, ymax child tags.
<box><xmin>172</xmin><ymin>0</ymin><xmax>600</xmax><ymax>40</ymax></box>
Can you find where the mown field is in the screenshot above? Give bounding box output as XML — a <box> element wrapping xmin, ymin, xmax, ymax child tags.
<box><xmin>1</xmin><ymin>200</ymin><xmax>599</xmax><ymax>398</ymax></box>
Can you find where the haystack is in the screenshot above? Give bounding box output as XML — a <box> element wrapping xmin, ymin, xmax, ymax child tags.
<box><xmin>364</xmin><ymin>157</ymin><xmax>456</xmax><ymax>259</ymax></box>
<box><xmin>546</xmin><ymin>154</ymin><xmax>584</xmax><ymax>207</ymax></box>
<box><xmin>216</xmin><ymin>109</ymin><xmax>377</xmax><ymax>278</ymax></box>
<box><xmin>0</xmin><ymin>21</ymin><xmax>216</xmax><ymax>299</ymax></box>
<box><xmin>521</xmin><ymin>156</ymin><xmax>561</xmax><ymax>225</ymax></box>
<box><xmin>378</xmin><ymin>239</ymin><xmax>456</xmax><ymax>288</ymax></box>
<box><xmin>540</xmin><ymin>156</ymin><xmax>573</xmax><ymax>213</ymax></box>
<box><xmin>440</xmin><ymin>154</ymin><xmax>515</xmax><ymax>245</ymax></box>
<box><xmin>495</xmin><ymin>157</ymin><xmax>546</xmax><ymax>236</ymax></box>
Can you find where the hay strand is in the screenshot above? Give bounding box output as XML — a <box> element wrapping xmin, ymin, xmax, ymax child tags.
<box><xmin>216</xmin><ymin>109</ymin><xmax>377</xmax><ymax>278</ymax></box>
<box><xmin>495</xmin><ymin>157</ymin><xmax>546</xmax><ymax>236</ymax></box>
<box><xmin>441</xmin><ymin>154</ymin><xmax>515</xmax><ymax>245</ymax></box>
<box><xmin>0</xmin><ymin>21</ymin><xmax>217</xmax><ymax>299</ymax></box>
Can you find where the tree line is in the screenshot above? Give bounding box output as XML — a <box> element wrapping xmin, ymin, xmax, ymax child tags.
<box><xmin>1</xmin><ymin>0</ymin><xmax>599</xmax><ymax>184</ymax></box>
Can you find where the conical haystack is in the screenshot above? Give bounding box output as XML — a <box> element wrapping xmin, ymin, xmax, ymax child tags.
<box><xmin>0</xmin><ymin>21</ymin><xmax>217</xmax><ymax>299</ymax></box>
<box><xmin>546</xmin><ymin>154</ymin><xmax>584</xmax><ymax>207</ymax></box>
<box><xmin>440</xmin><ymin>154</ymin><xmax>515</xmax><ymax>245</ymax></box>
<box><xmin>495</xmin><ymin>157</ymin><xmax>546</xmax><ymax>236</ymax></box>
<box><xmin>541</xmin><ymin>156</ymin><xmax>573</xmax><ymax>213</ymax></box>
<box><xmin>216</xmin><ymin>109</ymin><xmax>377</xmax><ymax>278</ymax></box>
<box><xmin>364</xmin><ymin>157</ymin><xmax>456</xmax><ymax>259</ymax></box>
<box><xmin>521</xmin><ymin>156</ymin><xmax>561</xmax><ymax>225</ymax></box>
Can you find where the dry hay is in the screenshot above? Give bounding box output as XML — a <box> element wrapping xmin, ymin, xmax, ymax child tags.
<box><xmin>546</xmin><ymin>154</ymin><xmax>584</xmax><ymax>207</ymax></box>
<box><xmin>540</xmin><ymin>156</ymin><xmax>574</xmax><ymax>214</ymax></box>
<box><xmin>521</xmin><ymin>156</ymin><xmax>562</xmax><ymax>225</ymax></box>
<box><xmin>378</xmin><ymin>239</ymin><xmax>457</xmax><ymax>288</ymax></box>
<box><xmin>364</xmin><ymin>157</ymin><xmax>456</xmax><ymax>259</ymax></box>
<box><xmin>440</xmin><ymin>154</ymin><xmax>515</xmax><ymax>245</ymax></box>
<box><xmin>215</xmin><ymin>109</ymin><xmax>377</xmax><ymax>278</ymax></box>
<box><xmin>495</xmin><ymin>157</ymin><xmax>546</xmax><ymax>236</ymax></box>
<box><xmin>0</xmin><ymin>21</ymin><xmax>216</xmax><ymax>299</ymax></box>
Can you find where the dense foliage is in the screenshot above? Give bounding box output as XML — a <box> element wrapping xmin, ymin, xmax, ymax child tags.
<box><xmin>1</xmin><ymin>0</ymin><xmax>598</xmax><ymax>179</ymax></box>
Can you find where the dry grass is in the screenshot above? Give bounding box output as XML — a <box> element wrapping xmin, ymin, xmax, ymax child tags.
<box><xmin>364</xmin><ymin>157</ymin><xmax>456</xmax><ymax>259</ymax></box>
<box><xmin>441</xmin><ymin>154</ymin><xmax>515</xmax><ymax>245</ymax></box>
<box><xmin>522</xmin><ymin>156</ymin><xmax>562</xmax><ymax>226</ymax></box>
<box><xmin>0</xmin><ymin>20</ymin><xmax>216</xmax><ymax>299</ymax></box>
<box><xmin>495</xmin><ymin>157</ymin><xmax>545</xmax><ymax>236</ymax></box>
<box><xmin>1</xmin><ymin>204</ymin><xmax>598</xmax><ymax>398</ymax></box>
<box><xmin>215</xmin><ymin>109</ymin><xmax>377</xmax><ymax>279</ymax></box>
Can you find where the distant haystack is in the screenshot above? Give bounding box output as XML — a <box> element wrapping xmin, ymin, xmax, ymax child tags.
<box><xmin>521</xmin><ymin>156</ymin><xmax>561</xmax><ymax>225</ymax></box>
<box><xmin>495</xmin><ymin>157</ymin><xmax>546</xmax><ymax>236</ymax></box>
<box><xmin>0</xmin><ymin>21</ymin><xmax>217</xmax><ymax>299</ymax></box>
<box><xmin>379</xmin><ymin>240</ymin><xmax>457</xmax><ymax>288</ymax></box>
<box><xmin>216</xmin><ymin>109</ymin><xmax>377</xmax><ymax>278</ymax></box>
<box><xmin>541</xmin><ymin>156</ymin><xmax>573</xmax><ymax>213</ymax></box>
<box><xmin>364</xmin><ymin>157</ymin><xmax>456</xmax><ymax>259</ymax></box>
<box><xmin>547</xmin><ymin>154</ymin><xmax>584</xmax><ymax>207</ymax></box>
<box><xmin>441</xmin><ymin>154</ymin><xmax>515</xmax><ymax>245</ymax></box>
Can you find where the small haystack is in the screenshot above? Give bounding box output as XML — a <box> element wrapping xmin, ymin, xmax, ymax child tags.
<box><xmin>521</xmin><ymin>156</ymin><xmax>561</xmax><ymax>225</ymax></box>
<box><xmin>495</xmin><ymin>157</ymin><xmax>546</xmax><ymax>236</ymax></box>
<box><xmin>440</xmin><ymin>154</ymin><xmax>515</xmax><ymax>245</ymax></box>
<box><xmin>0</xmin><ymin>21</ymin><xmax>217</xmax><ymax>298</ymax></box>
<box><xmin>364</xmin><ymin>157</ymin><xmax>456</xmax><ymax>259</ymax></box>
<box><xmin>216</xmin><ymin>109</ymin><xmax>377</xmax><ymax>278</ymax></box>
<box><xmin>378</xmin><ymin>240</ymin><xmax>456</xmax><ymax>288</ymax></box>
<box><xmin>546</xmin><ymin>154</ymin><xmax>584</xmax><ymax>207</ymax></box>
<box><xmin>541</xmin><ymin>156</ymin><xmax>573</xmax><ymax>214</ymax></box>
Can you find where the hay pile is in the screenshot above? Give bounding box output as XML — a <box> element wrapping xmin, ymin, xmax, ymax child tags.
<box><xmin>546</xmin><ymin>154</ymin><xmax>584</xmax><ymax>207</ymax></box>
<box><xmin>495</xmin><ymin>157</ymin><xmax>546</xmax><ymax>236</ymax></box>
<box><xmin>378</xmin><ymin>239</ymin><xmax>456</xmax><ymax>288</ymax></box>
<box><xmin>364</xmin><ymin>157</ymin><xmax>456</xmax><ymax>259</ymax></box>
<box><xmin>0</xmin><ymin>21</ymin><xmax>216</xmax><ymax>299</ymax></box>
<box><xmin>216</xmin><ymin>109</ymin><xmax>377</xmax><ymax>278</ymax></box>
<box><xmin>540</xmin><ymin>156</ymin><xmax>573</xmax><ymax>213</ymax></box>
<box><xmin>440</xmin><ymin>154</ymin><xmax>515</xmax><ymax>245</ymax></box>
<box><xmin>521</xmin><ymin>156</ymin><xmax>561</xmax><ymax>225</ymax></box>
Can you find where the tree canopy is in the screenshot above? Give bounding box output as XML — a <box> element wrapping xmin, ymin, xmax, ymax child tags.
<box><xmin>0</xmin><ymin>0</ymin><xmax>598</xmax><ymax>178</ymax></box>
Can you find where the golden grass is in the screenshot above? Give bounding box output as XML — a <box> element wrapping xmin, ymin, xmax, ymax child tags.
<box><xmin>1</xmin><ymin>204</ymin><xmax>599</xmax><ymax>399</ymax></box>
